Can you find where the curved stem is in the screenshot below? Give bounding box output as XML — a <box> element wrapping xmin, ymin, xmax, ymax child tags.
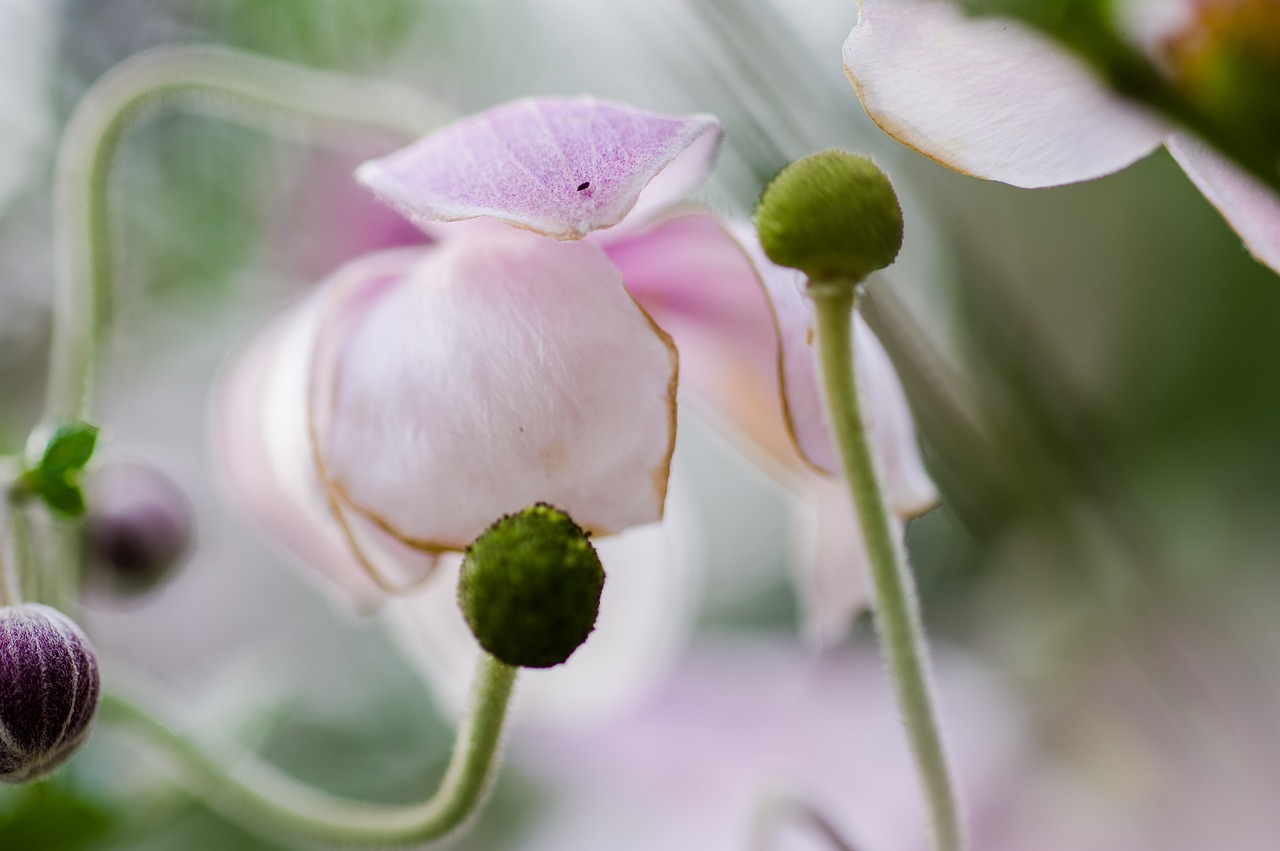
<box><xmin>47</xmin><ymin>44</ymin><xmax>450</xmax><ymax>421</ymax></box>
<box><xmin>810</xmin><ymin>284</ymin><xmax>965</xmax><ymax>851</ymax></box>
<box><xmin>100</xmin><ymin>652</ymin><xmax>518</xmax><ymax>848</ymax></box>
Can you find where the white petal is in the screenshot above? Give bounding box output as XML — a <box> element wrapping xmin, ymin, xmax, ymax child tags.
<box><xmin>316</xmin><ymin>227</ymin><xmax>678</xmax><ymax>551</ymax></box>
<box><xmin>791</xmin><ymin>474</ymin><xmax>878</xmax><ymax>647</ymax></box>
<box><xmin>605</xmin><ymin>211</ymin><xmax>797</xmax><ymax>467</ymax></box>
<box><xmin>1166</xmin><ymin>132</ymin><xmax>1280</xmax><ymax>275</ymax></box>
<box><xmin>386</xmin><ymin>472</ymin><xmax>702</xmax><ymax>727</ymax></box>
<box><xmin>843</xmin><ymin>0</ymin><xmax>1166</xmax><ymax>187</ymax></box>
<box><xmin>731</xmin><ymin>225</ymin><xmax>937</xmax><ymax>516</ymax></box>
<box><xmin>211</xmin><ymin>251</ymin><xmax>437</xmax><ymax>608</ymax></box>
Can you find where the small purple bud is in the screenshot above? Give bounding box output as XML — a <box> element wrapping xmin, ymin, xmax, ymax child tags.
<box><xmin>0</xmin><ymin>604</ymin><xmax>101</xmax><ymax>784</ymax></box>
<box><xmin>83</xmin><ymin>462</ymin><xmax>194</xmax><ymax>594</ymax></box>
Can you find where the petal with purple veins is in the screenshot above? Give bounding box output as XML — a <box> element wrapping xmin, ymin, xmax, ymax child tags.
<box><xmin>356</xmin><ymin>96</ymin><xmax>721</xmax><ymax>240</ymax></box>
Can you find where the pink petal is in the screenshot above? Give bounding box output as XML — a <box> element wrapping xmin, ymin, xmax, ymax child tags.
<box><xmin>518</xmin><ymin>640</ymin><xmax>1024</xmax><ymax>851</ymax></box>
<box><xmin>608</xmin><ymin>211</ymin><xmax>935</xmax><ymax>516</ymax></box>
<box><xmin>212</xmin><ymin>250</ymin><xmax>438</xmax><ymax>608</ymax></box>
<box><xmin>1166</xmin><ymin>132</ymin><xmax>1280</xmax><ymax>274</ymax></box>
<box><xmin>355</xmin><ymin>97</ymin><xmax>722</xmax><ymax>241</ymax></box>
<box><xmin>605</xmin><ymin>211</ymin><xmax>799</xmax><ymax>466</ymax></box>
<box><xmin>791</xmin><ymin>475</ymin><xmax>876</xmax><ymax>647</ymax></box>
<box><xmin>386</xmin><ymin>472</ymin><xmax>702</xmax><ymax>727</ymax></box>
<box><xmin>316</xmin><ymin>227</ymin><xmax>678</xmax><ymax>552</ymax></box>
<box><xmin>733</xmin><ymin>226</ymin><xmax>937</xmax><ymax>517</ymax></box>
<box><xmin>843</xmin><ymin>0</ymin><xmax>1166</xmax><ymax>188</ymax></box>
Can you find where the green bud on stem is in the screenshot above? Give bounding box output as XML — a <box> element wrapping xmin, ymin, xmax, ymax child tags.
<box><xmin>458</xmin><ymin>504</ymin><xmax>605</xmax><ymax>669</ymax></box>
<box><xmin>754</xmin><ymin>150</ymin><xmax>904</xmax><ymax>287</ymax></box>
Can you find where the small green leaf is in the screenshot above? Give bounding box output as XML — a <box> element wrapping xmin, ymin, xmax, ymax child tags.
<box><xmin>39</xmin><ymin>423</ymin><xmax>100</xmax><ymax>478</ymax></box>
<box><xmin>37</xmin><ymin>478</ymin><xmax>87</xmax><ymax>518</ymax></box>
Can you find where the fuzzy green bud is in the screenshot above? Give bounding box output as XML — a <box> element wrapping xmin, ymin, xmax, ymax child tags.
<box><xmin>754</xmin><ymin>150</ymin><xmax>903</xmax><ymax>286</ymax></box>
<box><xmin>458</xmin><ymin>504</ymin><xmax>605</xmax><ymax>669</ymax></box>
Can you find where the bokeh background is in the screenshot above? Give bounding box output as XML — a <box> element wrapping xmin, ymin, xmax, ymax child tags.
<box><xmin>2</xmin><ymin>1</ymin><xmax>1280</xmax><ymax>848</ymax></box>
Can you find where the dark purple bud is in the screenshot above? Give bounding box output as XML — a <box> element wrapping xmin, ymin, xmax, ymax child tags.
<box><xmin>0</xmin><ymin>604</ymin><xmax>101</xmax><ymax>784</ymax></box>
<box><xmin>83</xmin><ymin>462</ymin><xmax>193</xmax><ymax>594</ymax></box>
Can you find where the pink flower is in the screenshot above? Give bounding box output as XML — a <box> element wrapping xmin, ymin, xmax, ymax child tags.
<box><xmin>842</xmin><ymin>0</ymin><xmax>1280</xmax><ymax>274</ymax></box>
<box><xmin>214</xmin><ymin>96</ymin><xmax>936</xmax><ymax>718</ymax></box>
<box><xmin>509</xmin><ymin>636</ymin><xmax>1024</xmax><ymax>851</ymax></box>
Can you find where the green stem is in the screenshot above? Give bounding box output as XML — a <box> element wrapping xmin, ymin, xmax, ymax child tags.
<box><xmin>810</xmin><ymin>284</ymin><xmax>964</xmax><ymax>851</ymax></box>
<box><xmin>42</xmin><ymin>45</ymin><xmax>449</xmax><ymax>610</ymax></box>
<box><xmin>47</xmin><ymin>44</ymin><xmax>449</xmax><ymax>421</ymax></box>
<box><xmin>0</xmin><ymin>463</ymin><xmax>22</xmax><ymax>607</ymax></box>
<box><xmin>100</xmin><ymin>652</ymin><xmax>518</xmax><ymax>848</ymax></box>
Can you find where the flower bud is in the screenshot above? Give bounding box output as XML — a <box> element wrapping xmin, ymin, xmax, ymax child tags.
<box><xmin>0</xmin><ymin>604</ymin><xmax>101</xmax><ymax>784</ymax></box>
<box><xmin>754</xmin><ymin>150</ymin><xmax>903</xmax><ymax>286</ymax></box>
<box><xmin>458</xmin><ymin>504</ymin><xmax>605</xmax><ymax>669</ymax></box>
<box><xmin>83</xmin><ymin>462</ymin><xmax>194</xmax><ymax>594</ymax></box>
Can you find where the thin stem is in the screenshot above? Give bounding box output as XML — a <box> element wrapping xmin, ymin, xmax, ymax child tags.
<box><xmin>100</xmin><ymin>652</ymin><xmax>518</xmax><ymax>848</ymax></box>
<box><xmin>47</xmin><ymin>44</ymin><xmax>449</xmax><ymax>421</ymax></box>
<box><xmin>42</xmin><ymin>46</ymin><xmax>449</xmax><ymax>614</ymax></box>
<box><xmin>810</xmin><ymin>284</ymin><xmax>964</xmax><ymax>851</ymax></box>
<box><xmin>0</xmin><ymin>461</ymin><xmax>22</xmax><ymax>607</ymax></box>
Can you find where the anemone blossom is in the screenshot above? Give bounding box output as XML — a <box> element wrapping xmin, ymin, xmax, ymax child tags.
<box><xmin>842</xmin><ymin>0</ymin><xmax>1280</xmax><ymax>274</ymax></box>
<box><xmin>215</xmin><ymin>96</ymin><xmax>935</xmax><ymax>722</ymax></box>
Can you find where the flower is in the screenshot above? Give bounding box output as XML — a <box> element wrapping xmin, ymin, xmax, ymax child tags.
<box><xmin>507</xmin><ymin>636</ymin><xmax>1024</xmax><ymax>851</ymax></box>
<box><xmin>842</xmin><ymin>0</ymin><xmax>1280</xmax><ymax>274</ymax></box>
<box><xmin>214</xmin><ymin>96</ymin><xmax>936</xmax><ymax>721</ymax></box>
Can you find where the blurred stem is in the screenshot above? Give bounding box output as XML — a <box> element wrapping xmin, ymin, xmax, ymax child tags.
<box><xmin>810</xmin><ymin>284</ymin><xmax>965</xmax><ymax>851</ymax></box>
<box><xmin>47</xmin><ymin>44</ymin><xmax>449</xmax><ymax>421</ymax></box>
<box><xmin>43</xmin><ymin>46</ymin><xmax>450</xmax><ymax>610</ymax></box>
<box><xmin>752</xmin><ymin>793</ymin><xmax>863</xmax><ymax>851</ymax></box>
<box><xmin>100</xmin><ymin>652</ymin><xmax>518</xmax><ymax>848</ymax></box>
<box><xmin>0</xmin><ymin>461</ymin><xmax>22</xmax><ymax>606</ymax></box>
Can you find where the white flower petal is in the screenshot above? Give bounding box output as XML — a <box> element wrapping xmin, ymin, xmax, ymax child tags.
<box><xmin>731</xmin><ymin>226</ymin><xmax>937</xmax><ymax>515</ymax></box>
<box><xmin>605</xmin><ymin>211</ymin><xmax>797</xmax><ymax>466</ymax></box>
<box><xmin>386</xmin><ymin>472</ymin><xmax>702</xmax><ymax>727</ymax></box>
<box><xmin>791</xmin><ymin>474</ymin><xmax>878</xmax><ymax>647</ymax></box>
<box><xmin>316</xmin><ymin>227</ymin><xmax>678</xmax><ymax>551</ymax></box>
<box><xmin>843</xmin><ymin>0</ymin><xmax>1166</xmax><ymax>188</ymax></box>
<box><xmin>1166</xmin><ymin>132</ymin><xmax>1280</xmax><ymax>275</ymax></box>
<box><xmin>212</xmin><ymin>251</ymin><xmax>436</xmax><ymax>608</ymax></box>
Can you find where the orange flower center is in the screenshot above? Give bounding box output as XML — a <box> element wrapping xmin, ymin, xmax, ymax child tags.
<box><xmin>1163</xmin><ymin>0</ymin><xmax>1280</xmax><ymax>146</ymax></box>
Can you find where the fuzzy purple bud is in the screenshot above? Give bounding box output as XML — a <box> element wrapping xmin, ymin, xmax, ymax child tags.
<box><xmin>84</xmin><ymin>462</ymin><xmax>193</xmax><ymax>594</ymax></box>
<box><xmin>0</xmin><ymin>604</ymin><xmax>101</xmax><ymax>784</ymax></box>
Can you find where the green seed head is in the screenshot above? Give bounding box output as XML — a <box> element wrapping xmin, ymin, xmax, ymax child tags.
<box><xmin>754</xmin><ymin>150</ymin><xmax>904</xmax><ymax>286</ymax></box>
<box><xmin>458</xmin><ymin>503</ymin><xmax>605</xmax><ymax>669</ymax></box>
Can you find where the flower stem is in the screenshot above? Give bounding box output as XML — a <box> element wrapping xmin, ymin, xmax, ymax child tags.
<box><xmin>0</xmin><ymin>464</ymin><xmax>22</xmax><ymax>608</ymax></box>
<box><xmin>100</xmin><ymin>652</ymin><xmax>518</xmax><ymax>847</ymax></box>
<box><xmin>41</xmin><ymin>45</ymin><xmax>450</xmax><ymax>609</ymax></box>
<box><xmin>47</xmin><ymin>44</ymin><xmax>449</xmax><ymax>421</ymax></box>
<box><xmin>810</xmin><ymin>283</ymin><xmax>964</xmax><ymax>851</ymax></box>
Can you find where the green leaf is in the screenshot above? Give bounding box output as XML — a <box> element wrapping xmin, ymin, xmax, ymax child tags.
<box><xmin>0</xmin><ymin>778</ymin><xmax>118</xmax><ymax>851</ymax></box>
<box><xmin>36</xmin><ymin>478</ymin><xmax>87</xmax><ymax>518</ymax></box>
<box><xmin>39</xmin><ymin>422</ymin><xmax>100</xmax><ymax>478</ymax></box>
